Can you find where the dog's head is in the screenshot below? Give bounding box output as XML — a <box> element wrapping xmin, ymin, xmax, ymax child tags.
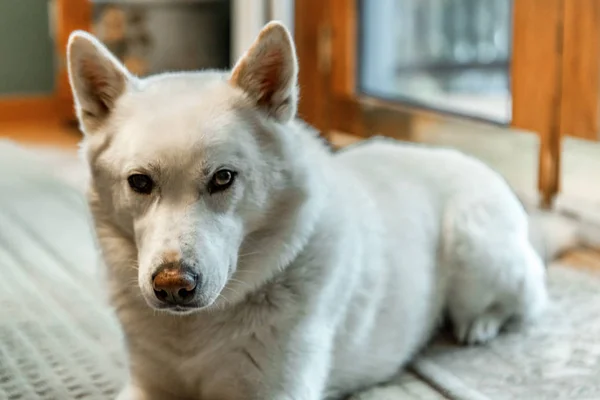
<box><xmin>67</xmin><ymin>22</ymin><xmax>309</xmax><ymax>313</ymax></box>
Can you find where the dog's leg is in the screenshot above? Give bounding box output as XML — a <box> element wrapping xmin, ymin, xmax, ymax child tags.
<box><xmin>346</xmin><ymin>385</ymin><xmax>408</xmax><ymax>400</ymax></box>
<box><xmin>115</xmin><ymin>383</ymin><xmax>147</xmax><ymax>400</ymax></box>
<box><xmin>115</xmin><ymin>382</ymin><xmax>184</xmax><ymax>400</ymax></box>
<box><xmin>252</xmin><ymin>324</ymin><xmax>334</xmax><ymax>400</ymax></box>
<box><xmin>261</xmin><ymin>349</ymin><xmax>330</xmax><ymax>400</ymax></box>
<box><xmin>443</xmin><ymin>194</ymin><xmax>548</xmax><ymax>345</ymax></box>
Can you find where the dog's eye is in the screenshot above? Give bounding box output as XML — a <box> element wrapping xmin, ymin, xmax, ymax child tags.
<box><xmin>128</xmin><ymin>174</ymin><xmax>154</xmax><ymax>194</ymax></box>
<box><xmin>208</xmin><ymin>169</ymin><xmax>236</xmax><ymax>194</ymax></box>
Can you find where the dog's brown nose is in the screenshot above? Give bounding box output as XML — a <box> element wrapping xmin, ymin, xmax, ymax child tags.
<box><xmin>152</xmin><ymin>265</ymin><xmax>199</xmax><ymax>306</ymax></box>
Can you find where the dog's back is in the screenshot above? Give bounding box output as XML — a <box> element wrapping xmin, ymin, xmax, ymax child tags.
<box><xmin>321</xmin><ymin>137</ymin><xmax>548</xmax><ymax>394</ymax></box>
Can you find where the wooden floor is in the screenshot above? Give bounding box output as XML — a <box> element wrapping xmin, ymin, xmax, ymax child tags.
<box><xmin>0</xmin><ymin>119</ymin><xmax>81</xmax><ymax>149</ymax></box>
<box><xmin>2</xmin><ymin>120</ymin><xmax>600</xmax><ymax>272</ymax></box>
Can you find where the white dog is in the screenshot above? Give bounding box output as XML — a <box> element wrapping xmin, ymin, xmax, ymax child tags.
<box><xmin>67</xmin><ymin>22</ymin><xmax>549</xmax><ymax>400</ymax></box>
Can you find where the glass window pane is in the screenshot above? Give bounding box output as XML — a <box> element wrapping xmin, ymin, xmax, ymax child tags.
<box><xmin>359</xmin><ymin>0</ymin><xmax>512</xmax><ymax>123</ymax></box>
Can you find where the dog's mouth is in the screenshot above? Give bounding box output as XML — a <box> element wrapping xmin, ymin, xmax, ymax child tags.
<box><xmin>142</xmin><ymin>294</ymin><xmax>218</xmax><ymax>315</ymax></box>
<box><xmin>150</xmin><ymin>302</ymin><xmax>204</xmax><ymax>315</ymax></box>
<box><xmin>162</xmin><ymin>305</ymin><xmax>199</xmax><ymax>314</ymax></box>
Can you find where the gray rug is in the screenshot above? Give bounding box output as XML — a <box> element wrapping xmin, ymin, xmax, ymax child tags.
<box><xmin>0</xmin><ymin>141</ymin><xmax>126</xmax><ymax>400</ymax></box>
<box><xmin>1</xmin><ymin>140</ymin><xmax>599</xmax><ymax>399</ymax></box>
<box><xmin>412</xmin><ymin>265</ymin><xmax>600</xmax><ymax>400</ymax></box>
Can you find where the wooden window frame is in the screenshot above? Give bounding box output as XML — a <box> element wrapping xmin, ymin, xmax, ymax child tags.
<box><xmin>0</xmin><ymin>0</ymin><xmax>91</xmax><ymax>124</ymax></box>
<box><xmin>296</xmin><ymin>0</ymin><xmax>600</xmax><ymax>208</ymax></box>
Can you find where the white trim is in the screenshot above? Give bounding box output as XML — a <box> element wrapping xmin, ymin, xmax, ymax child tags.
<box><xmin>269</xmin><ymin>0</ymin><xmax>294</xmax><ymax>36</ymax></box>
<box><xmin>231</xmin><ymin>0</ymin><xmax>267</xmax><ymax>63</ymax></box>
<box><xmin>361</xmin><ymin>0</ymin><xmax>398</xmax><ymax>92</ymax></box>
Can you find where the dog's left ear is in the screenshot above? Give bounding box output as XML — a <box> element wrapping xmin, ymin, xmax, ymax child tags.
<box><xmin>67</xmin><ymin>31</ymin><xmax>131</xmax><ymax>133</ymax></box>
<box><xmin>229</xmin><ymin>21</ymin><xmax>298</xmax><ymax>123</ymax></box>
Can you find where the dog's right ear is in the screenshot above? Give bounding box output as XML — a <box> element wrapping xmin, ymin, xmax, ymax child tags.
<box><xmin>67</xmin><ymin>31</ymin><xmax>131</xmax><ymax>133</ymax></box>
<box><xmin>229</xmin><ymin>22</ymin><xmax>298</xmax><ymax>123</ymax></box>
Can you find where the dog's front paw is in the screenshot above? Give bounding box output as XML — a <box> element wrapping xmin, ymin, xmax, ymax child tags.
<box><xmin>115</xmin><ymin>384</ymin><xmax>148</xmax><ymax>400</ymax></box>
<box><xmin>454</xmin><ymin>310</ymin><xmax>505</xmax><ymax>345</ymax></box>
<box><xmin>347</xmin><ymin>386</ymin><xmax>408</xmax><ymax>400</ymax></box>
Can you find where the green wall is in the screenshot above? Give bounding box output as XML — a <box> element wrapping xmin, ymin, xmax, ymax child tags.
<box><xmin>0</xmin><ymin>0</ymin><xmax>55</xmax><ymax>95</ymax></box>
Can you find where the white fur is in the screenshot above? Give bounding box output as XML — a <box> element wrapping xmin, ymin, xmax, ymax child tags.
<box><xmin>68</xmin><ymin>23</ymin><xmax>548</xmax><ymax>400</ymax></box>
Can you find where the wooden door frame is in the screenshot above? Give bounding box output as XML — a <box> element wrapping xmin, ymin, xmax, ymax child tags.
<box><xmin>296</xmin><ymin>0</ymin><xmax>600</xmax><ymax>208</ymax></box>
<box><xmin>54</xmin><ymin>0</ymin><xmax>93</xmax><ymax>122</ymax></box>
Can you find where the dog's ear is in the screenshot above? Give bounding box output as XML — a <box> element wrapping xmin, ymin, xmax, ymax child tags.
<box><xmin>229</xmin><ymin>21</ymin><xmax>298</xmax><ymax>123</ymax></box>
<box><xmin>67</xmin><ymin>31</ymin><xmax>131</xmax><ymax>133</ymax></box>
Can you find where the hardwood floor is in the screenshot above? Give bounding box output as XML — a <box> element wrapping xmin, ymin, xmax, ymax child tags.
<box><xmin>560</xmin><ymin>248</ymin><xmax>600</xmax><ymax>273</ymax></box>
<box><xmin>0</xmin><ymin>119</ymin><xmax>80</xmax><ymax>149</ymax></box>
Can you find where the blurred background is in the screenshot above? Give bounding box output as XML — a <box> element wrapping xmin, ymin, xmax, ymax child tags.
<box><xmin>0</xmin><ymin>1</ymin><xmax>599</xmax><ymax>399</ymax></box>
<box><xmin>0</xmin><ymin>0</ymin><xmax>598</xmax><ymax>209</ymax></box>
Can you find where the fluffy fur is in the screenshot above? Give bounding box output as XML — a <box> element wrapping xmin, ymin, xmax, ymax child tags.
<box><xmin>68</xmin><ymin>22</ymin><xmax>550</xmax><ymax>400</ymax></box>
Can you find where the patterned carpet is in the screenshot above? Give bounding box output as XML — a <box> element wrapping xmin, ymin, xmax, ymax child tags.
<box><xmin>1</xmin><ymin>140</ymin><xmax>599</xmax><ymax>400</ymax></box>
<box><xmin>413</xmin><ymin>265</ymin><xmax>600</xmax><ymax>400</ymax></box>
<box><xmin>0</xmin><ymin>141</ymin><xmax>125</xmax><ymax>399</ymax></box>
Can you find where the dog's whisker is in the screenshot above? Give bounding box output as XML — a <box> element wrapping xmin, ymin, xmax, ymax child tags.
<box><xmin>223</xmin><ymin>286</ymin><xmax>243</xmax><ymax>299</ymax></box>
<box><xmin>228</xmin><ymin>278</ymin><xmax>253</xmax><ymax>290</ymax></box>
<box><xmin>238</xmin><ymin>251</ymin><xmax>263</xmax><ymax>258</ymax></box>
<box><xmin>234</xmin><ymin>268</ymin><xmax>261</xmax><ymax>275</ymax></box>
<box><xmin>217</xmin><ymin>293</ymin><xmax>232</xmax><ymax>305</ymax></box>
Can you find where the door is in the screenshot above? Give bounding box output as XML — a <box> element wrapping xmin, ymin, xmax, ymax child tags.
<box><xmin>53</xmin><ymin>0</ymin><xmax>93</xmax><ymax>122</ymax></box>
<box><xmin>295</xmin><ymin>0</ymin><xmax>600</xmax><ymax>207</ymax></box>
